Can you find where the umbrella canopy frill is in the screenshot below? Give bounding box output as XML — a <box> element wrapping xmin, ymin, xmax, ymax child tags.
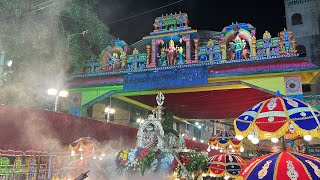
<box><xmin>206</xmin><ymin>154</ymin><xmax>246</xmax><ymax>178</ymax></box>
<box><xmin>209</xmin><ymin>132</ymin><xmax>242</xmax><ymax>149</ymax></box>
<box><xmin>236</xmin><ymin>150</ymin><xmax>320</xmax><ymax>180</ymax></box>
<box><xmin>234</xmin><ymin>96</ymin><xmax>320</xmax><ymax>140</ymax></box>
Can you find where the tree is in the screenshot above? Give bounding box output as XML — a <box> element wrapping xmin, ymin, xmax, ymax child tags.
<box><xmin>0</xmin><ymin>0</ymin><xmax>111</xmax><ymax>108</ymax></box>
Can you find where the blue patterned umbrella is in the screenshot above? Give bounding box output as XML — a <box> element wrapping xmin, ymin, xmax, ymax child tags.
<box><xmin>205</xmin><ymin>154</ymin><xmax>246</xmax><ymax>178</ymax></box>
<box><xmin>236</xmin><ymin>151</ymin><xmax>320</xmax><ymax>180</ymax></box>
<box><xmin>234</xmin><ymin>96</ymin><xmax>320</xmax><ymax>141</ymax></box>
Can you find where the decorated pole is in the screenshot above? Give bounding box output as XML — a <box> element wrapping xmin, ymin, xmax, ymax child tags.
<box><xmin>154</xmin><ymin>130</ymin><xmax>193</xmax><ymax>180</ymax></box>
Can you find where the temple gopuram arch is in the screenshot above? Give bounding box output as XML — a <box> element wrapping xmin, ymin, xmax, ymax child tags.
<box><xmin>67</xmin><ymin>13</ymin><xmax>320</xmax><ymax>145</ymax></box>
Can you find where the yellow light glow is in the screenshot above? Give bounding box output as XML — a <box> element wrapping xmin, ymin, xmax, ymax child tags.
<box><xmin>47</xmin><ymin>88</ymin><xmax>57</xmax><ymax>96</ymax></box>
<box><xmin>59</xmin><ymin>90</ymin><xmax>69</xmax><ymax>97</ymax></box>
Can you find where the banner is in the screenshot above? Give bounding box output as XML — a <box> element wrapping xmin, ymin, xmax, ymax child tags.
<box><xmin>123</xmin><ymin>67</ymin><xmax>208</xmax><ymax>91</ymax></box>
<box><xmin>284</xmin><ymin>76</ymin><xmax>303</xmax><ymax>100</ymax></box>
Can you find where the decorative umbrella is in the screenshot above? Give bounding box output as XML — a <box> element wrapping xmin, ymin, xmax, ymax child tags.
<box><xmin>236</xmin><ymin>150</ymin><xmax>320</xmax><ymax>180</ymax></box>
<box><xmin>205</xmin><ymin>154</ymin><xmax>246</xmax><ymax>179</ymax></box>
<box><xmin>209</xmin><ymin>131</ymin><xmax>243</xmax><ymax>153</ymax></box>
<box><xmin>234</xmin><ymin>95</ymin><xmax>320</xmax><ymax>143</ymax></box>
<box><xmin>68</xmin><ymin>137</ymin><xmax>102</xmax><ymax>160</ymax></box>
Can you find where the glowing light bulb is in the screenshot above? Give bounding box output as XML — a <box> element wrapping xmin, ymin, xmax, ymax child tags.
<box><xmin>192</xmin><ymin>137</ymin><xmax>196</xmax><ymax>141</ymax></box>
<box><xmin>224</xmin><ymin>175</ymin><xmax>229</xmax><ymax>180</ymax></box>
<box><xmin>210</xmin><ymin>174</ymin><xmax>215</xmax><ymax>177</ymax></box>
<box><xmin>80</xmin><ymin>155</ymin><xmax>83</xmax><ymax>160</ymax></box>
<box><xmin>101</xmin><ymin>153</ymin><xmax>105</xmax><ymax>157</ymax></box>
<box><xmin>195</xmin><ymin>122</ymin><xmax>199</xmax><ymax>126</ymax></box>
<box><xmin>228</xmin><ymin>144</ymin><xmax>232</xmax><ymax>148</ymax></box>
<box><xmin>215</xmin><ymin>145</ymin><xmax>219</xmax><ymax>150</ymax></box>
<box><xmin>271</xmin><ymin>137</ymin><xmax>279</xmax><ymax>143</ymax></box>
<box><xmin>251</xmin><ymin>138</ymin><xmax>260</xmax><ymax>144</ymax></box>
<box><xmin>109</xmin><ymin>108</ymin><xmax>116</xmax><ymax>114</ymax></box>
<box><xmin>202</xmin><ymin>173</ymin><xmax>206</xmax><ymax>177</ymax></box>
<box><xmin>71</xmin><ymin>150</ymin><xmax>75</xmax><ymax>156</ymax></box>
<box><xmin>93</xmin><ymin>156</ymin><xmax>96</xmax><ymax>159</ymax></box>
<box><xmin>240</xmin><ymin>146</ymin><xmax>244</xmax><ymax>152</ymax></box>
<box><xmin>219</xmin><ymin>149</ymin><xmax>223</xmax><ymax>153</ymax></box>
<box><xmin>248</xmin><ymin>134</ymin><xmax>253</xmax><ymax>140</ymax></box>
<box><xmin>99</xmin><ymin>157</ymin><xmax>103</xmax><ymax>160</ymax></box>
<box><xmin>231</xmin><ymin>149</ymin><xmax>235</xmax><ymax>153</ymax></box>
<box><xmin>236</xmin><ymin>135</ymin><xmax>244</xmax><ymax>140</ymax></box>
<box><xmin>200</xmin><ymin>140</ymin><xmax>204</xmax><ymax>143</ymax></box>
<box><xmin>79</xmin><ymin>146</ymin><xmax>83</xmax><ymax>152</ymax></box>
<box><xmin>207</xmin><ymin>148</ymin><xmax>211</xmax><ymax>152</ymax></box>
<box><xmin>304</xmin><ymin>135</ymin><xmax>312</xmax><ymax>141</ymax></box>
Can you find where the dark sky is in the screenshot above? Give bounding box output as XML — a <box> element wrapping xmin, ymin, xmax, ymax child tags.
<box><xmin>99</xmin><ymin>0</ymin><xmax>286</xmax><ymax>44</ymax></box>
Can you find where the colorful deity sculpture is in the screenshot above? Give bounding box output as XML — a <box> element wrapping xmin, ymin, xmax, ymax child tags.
<box><xmin>229</xmin><ymin>36</ymin><xmax>246</xmax><ymax>60</ymax></box>
<box><xmin>279</xmin><ymin>29</ymin><xmax>297</xmax><ymax>55</ymax></box>
<box><xmin>166</xmin><ymin>39</ymin><xmax>177</xmax><ymax>65</ymax></box>
<box><xmin>120</xmin><ymin>51</ymin><xmax>127</xmax><ymax>70</ymax></box>
<box><xmin>177</xmin><ymin>46</ymin><xmax>184</xmax><ymax>64</ymax></box>
<box><xmin>158</xmin><ymin>47</ymin><xmax>167</xmax><ymax>66</ymax></box>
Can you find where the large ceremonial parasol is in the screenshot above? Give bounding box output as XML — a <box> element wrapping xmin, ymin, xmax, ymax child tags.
<box><xmin>236</xmin><ymin>150</ymin><xmax>320</xmax><ymax>180</ymax></box>
<box><xmin>234</xmin><ymin>94</ymin><xmax>320</xmax><ymax>144</ymax></box>
<box><xmin>208</xmin><ymin>130</ymin><xmax>243</xmax><ymax>153</ymax></box>
<box><xmin>205</xmin><ymin>154</ymin><xmax>246</xmax><ymax>179</ymax></box>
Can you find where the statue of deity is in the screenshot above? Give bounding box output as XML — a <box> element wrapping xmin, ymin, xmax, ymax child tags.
<box><xmin>158</xmin><ymin>47</ymin><xmax>167</xmax><ymax>66</ymax></box>
<box><xmin>120</xmin><ymin>51</ymin><xmax>127</xmax><ymax>70</ymax></box>
<box><xmin>166</xmin><ymin>39</ymin><xmax>177</xmax><ymax>65</ymax></box>
<box><xmin>177</xmin><ymin>46</ymin><xmax>184</xmax><ymax>64</ymax></box>
<box><xmin>229</xmin><ymin>36</ymin><xmax>246</xmax><ymax>59</ymax></box>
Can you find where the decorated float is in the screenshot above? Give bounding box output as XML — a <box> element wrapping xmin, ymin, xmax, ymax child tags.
<box><xmin>115</xmin><ymin>92</ymin><xmax>207</xmax><ymax>179</ymax></box>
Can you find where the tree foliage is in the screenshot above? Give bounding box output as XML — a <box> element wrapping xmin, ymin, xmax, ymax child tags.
<box><xmin>0</xmin><ymin>0</ymin><xmax>111</xmax><ymax>107</ymax></box>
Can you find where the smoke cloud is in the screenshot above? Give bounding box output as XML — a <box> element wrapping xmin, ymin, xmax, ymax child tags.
<box><xmin>0</xmin><ymin>0</ymin><xmax>70</xmax><ymax>108</ymax></box>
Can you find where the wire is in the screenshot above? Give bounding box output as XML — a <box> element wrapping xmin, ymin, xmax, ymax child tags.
<box><xmin>0</xmin><ymin>0</ymin><xmax>57</xmax><ymax>21</ymax></box>
<box><xmin>107</xmin><ymin>0</ymin><xmax>184</xmax><ymax>25</ymax></box>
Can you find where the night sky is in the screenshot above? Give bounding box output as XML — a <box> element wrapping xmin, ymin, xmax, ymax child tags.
<box><xmin>99</xmin><ymin>0</ymin><xmax>286</xmax><ymax>44</ymax></box>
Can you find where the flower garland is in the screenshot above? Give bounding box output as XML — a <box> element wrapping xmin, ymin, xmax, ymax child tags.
<box><xmin>116</xmin><ymin>148</ymin><xmax>207</xmax><ymax>179</ymax></box>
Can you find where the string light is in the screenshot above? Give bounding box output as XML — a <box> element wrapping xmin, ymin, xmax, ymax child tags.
<box><xmin>71</xmin><ymin>150</ymin><xmax>75</xmax><ymax>156</ymax></box>
<box><xmin>271</xmin><ymin>137</ymin><xmax>279</xmax><ymax>143</ymax></box>
<box><xmin>236</xmin><ymin>135</ymin><xmax>243</xmax><ymax>140</ymax></box>
<box><xmin>303</xmin><ymin>135</ymin><xmax>312</xmax><ymax>141</ymax></box>
<box><xmin>79</xmin><ymin>145</ymin><xmax>83</xmax><ymax>152</ymax></box>
<box><xmin>252</xmin><ymin>138</ymin><xmax>259</xmax><ymax>144</ymax></box>
<box><xmin>240</xmin><ymin>146</ymin><xmax>244</xmax><ymax>152</ymax></box>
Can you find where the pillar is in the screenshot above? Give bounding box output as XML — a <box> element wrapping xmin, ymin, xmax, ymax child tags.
<box><xmin>146</xmin><ymin>40</ymin><xmax>156</xmax><ymax>68</ymax></box>
<box><xmin>193</xmin><ymin>39</ymin><xmax>199</xmax><ymax>63</ymax></box>
<box><xmin>250</xmin><ymin>36</ymin><xmax>257</xmax><ymax>58</ymax></box>
<box><xmin>220</xmin><ymin>40</ymin><xmax>226</xmax><ymax>60</ymax></box>
<box><xmin>146</xmin><ymin>45</ymin><xmax>151</xmax><ymax>65</ymax></box>
<box><xmin>185</xmin><ymin>38</ymin><xmax>192</xmax><ymax>64</ymax></box>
